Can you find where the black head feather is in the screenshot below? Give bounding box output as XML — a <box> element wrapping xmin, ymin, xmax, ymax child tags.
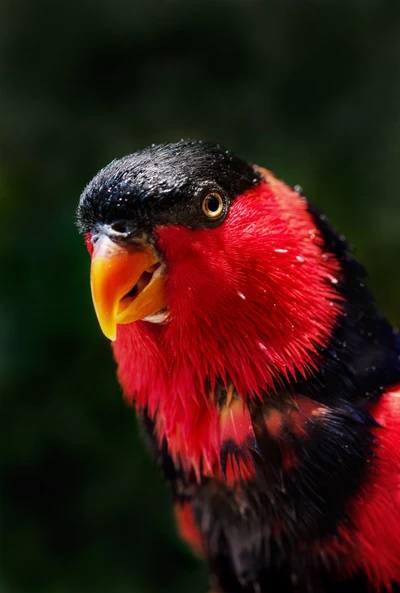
<box><xmin>77</xmin><ymin>140</ymin><xmax>260</xmax><ymax>237</ymax></box>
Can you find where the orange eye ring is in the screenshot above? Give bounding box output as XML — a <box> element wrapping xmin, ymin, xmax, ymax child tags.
<box><xmin>201</xmin><ymin>192</ymin><xmax>224</xmax><ymax>218</ymax></box>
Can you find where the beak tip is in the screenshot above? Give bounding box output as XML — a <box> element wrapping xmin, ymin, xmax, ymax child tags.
<box><xmin>99</xmin><ymin>320</ymin><xmax>117</xmax><ymax>342</ymax></box>
<box><xmin>93</xmin><ymin>303</ymin><xmax>117</xmax><ymax>340</ymax></box>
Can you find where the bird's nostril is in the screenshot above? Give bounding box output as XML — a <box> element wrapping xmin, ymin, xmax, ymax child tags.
<box><xmin>111</xmin><ymin>221</ymin><xmax>130</xmax><ymax>234</ymax></box>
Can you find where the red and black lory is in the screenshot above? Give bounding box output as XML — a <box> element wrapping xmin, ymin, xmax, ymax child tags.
<box><xmin>77</xmin><ymin>141</ymin><xmax>400</xmax><ymax>593</ymax></box>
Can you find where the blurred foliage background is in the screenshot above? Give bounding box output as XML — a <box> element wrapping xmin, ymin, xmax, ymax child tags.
<box><xmin>1</xmin><ymin>0</ymin><xmax>400</xmax><ymax>591</ymax></box>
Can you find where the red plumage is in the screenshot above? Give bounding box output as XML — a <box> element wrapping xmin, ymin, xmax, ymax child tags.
<box><xmin>113</xmin><ymin>175</ymin><xmax>341</xmax><ymax>479</ymax></box>
<box><xmin>175</xmin><ymin>502</ymin><xmax>205</xmax><ymax>557</ymax></box>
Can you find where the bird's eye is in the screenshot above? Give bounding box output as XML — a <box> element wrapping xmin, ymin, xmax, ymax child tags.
<box><xmin>202</xmin><ymin>192</ymin><xmax>224</xmax><ymax>219</ymax></box>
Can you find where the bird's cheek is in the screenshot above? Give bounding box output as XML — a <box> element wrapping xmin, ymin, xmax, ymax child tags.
<box><xmin>155</xmin><ymin>225</ymin><xmax>237</xmax><ymax>317</ymax></box>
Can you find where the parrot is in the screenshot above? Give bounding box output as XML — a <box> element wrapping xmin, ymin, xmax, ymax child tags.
<box><xmin>77</xmin><ymin>140</ymin><xmax>400</xmax><ymax>593</ymax></box>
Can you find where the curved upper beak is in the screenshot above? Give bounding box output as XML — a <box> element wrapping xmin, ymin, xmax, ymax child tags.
<box><xmin>90</xmin><ymin>235</ymin><xmax>166</xmax><ymax>340</ymax></box>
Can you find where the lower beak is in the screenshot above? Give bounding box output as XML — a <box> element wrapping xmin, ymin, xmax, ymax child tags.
<box><xmin>90</xmin><ymin>235</ymin><xmax>166</xmax><ymax>340</ymax></box>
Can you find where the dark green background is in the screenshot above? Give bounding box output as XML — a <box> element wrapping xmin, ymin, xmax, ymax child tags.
<box><xmin>1</xmin><ymin>0</ymin><xmax>400</xmax><ymax>591</ymax></box>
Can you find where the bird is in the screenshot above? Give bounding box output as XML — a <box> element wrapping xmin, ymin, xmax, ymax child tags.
<box><xmin>77</xmin><ymin>140</ymin><xmax>400</xmax><ymax>593</ymax></box>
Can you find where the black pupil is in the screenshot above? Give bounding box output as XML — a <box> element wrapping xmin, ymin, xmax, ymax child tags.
<box><xmin>206</xmin><ymin>194</ymin><xmax>220</xmax><ymax>212</ymax></box>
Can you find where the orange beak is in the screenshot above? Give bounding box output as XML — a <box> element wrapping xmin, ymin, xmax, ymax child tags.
<box><xmin>90</xmin><ymin>235</ymin><xmax>166</xmax><ymax>340</ymax></box>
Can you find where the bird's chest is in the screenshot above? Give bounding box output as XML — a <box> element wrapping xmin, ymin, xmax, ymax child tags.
<box><xmin>149</xmin><ymin>382</ymin><xmax>257</xmax><ymax>484</ymax></box>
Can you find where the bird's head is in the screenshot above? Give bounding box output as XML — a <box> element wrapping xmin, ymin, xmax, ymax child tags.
<box><xmin>77</xmin><ymin>140</ymin><xmax>341</xmax><ymax>396</ymax></box>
